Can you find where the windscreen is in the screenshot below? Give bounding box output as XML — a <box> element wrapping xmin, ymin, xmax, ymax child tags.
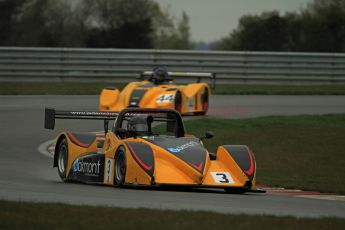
<box><xmin>119</xmin><ymin>111</ymin><xmax>182</xmax><ymax>137</ymax></box>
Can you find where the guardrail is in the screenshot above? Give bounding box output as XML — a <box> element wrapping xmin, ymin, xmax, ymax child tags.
<box><xmin>1</xmin><ymin>47</ymin><xmax>345</xmax><ymax>84</ymax></box>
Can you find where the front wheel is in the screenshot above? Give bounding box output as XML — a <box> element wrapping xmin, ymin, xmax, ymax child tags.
<box><xmin>174</xmin><ymin>91</ymin><xmax>182</xmax><ymax>113</ymax></box>
<box><xmin>114</xmin><ymin>147</ymin><xmax>127</xmax><ymax>186</ymax></box>
<box><xmin>57</xmin><ymin>139</ymin><xmax>68</xmax><ymax>181</ymax></box>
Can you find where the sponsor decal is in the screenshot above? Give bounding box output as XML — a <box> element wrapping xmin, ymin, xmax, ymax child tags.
<box><xmin>156</xmin><ymin>94</ymin><xmax>175</xmax><ymax>103</ymax></box>
<box><xmin>70</xmin><ymin>111</ymin><xmax>118</xmax><ymax>116</ymax></box>
<box><xmin>72</xmin><ymin>159</ymin><xmax>101</xmax><ymax>176</ymax></box>
<box><xmin>167</xmin><ymin>141</ymin><xmax>198</xmax><ymax>153</ymax></box>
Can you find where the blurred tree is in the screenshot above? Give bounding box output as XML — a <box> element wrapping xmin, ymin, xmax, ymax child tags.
<box><xmin>8</xmin><ymin>0</ymin><xmax>52</xmax><ymax>46</ymax></box>
<box><xmin>80</xmin><ymin>0</ymin><xmax>157</xmax><ymax>48</ymax></box>
<box><xmin>42</xmin><ymin>0</ymin><xmax>84</xmax><ymax>47</ymax></box>
<box><xmin>214</xmin><ymin>11</ymin><xmax>288</xmax><ymax>51</ymax></box>
<box><xmin>0</xmin><ymin>0</ymin><xmax>27</xmax><ymax>46</ymax></box>
<box><xmin>3</xmin><ymin>0</ymin><xmax>82</xmax><ymax>47</ymax></box>
<box><xmin>0</xmin><ymin>0</ymin><xmax>193</xmax><ymax>49</ymax></box>
<box><xmin>81</xmin><ymin>0</ymin><xmax>193</xmax><ymax>49</ymax></box>
<box><xmin>175</xmin><ymin>12</ymin><xmax>194</xmax><ymax>49</ymax></box>
<box><xmin>154</xmin><ymin>11</ymin><xmax>193</xmax><ymax>49</ymax></box>
<box><xmin>214</xmin><ymin>0</ymin><xmax>345</xmax><ymax>52</ymax></box>
<box><xmin>297</xmin><ymin>0</ymin><xmax>345</xmax><ymax>52</ymax></box>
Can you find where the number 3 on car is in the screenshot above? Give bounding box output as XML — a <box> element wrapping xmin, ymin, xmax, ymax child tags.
<box><xmin>104</xmin><ymin>158</ymin><xmax>114</xmax><ymax>184</ymax></box>
<box><xmin>211</xmin><ymin>172</ymin><xmax>234</xmax><ymax>184</ymax></box>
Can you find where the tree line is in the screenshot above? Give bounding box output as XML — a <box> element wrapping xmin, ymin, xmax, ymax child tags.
<box><xmin>0</xmin><ymin>0</ymin><xmax>192</xmax><ymax>49</ymax></box>
<box><xmin>213</xmin><ymin>0</ymin><xmax>345</xmax><ymax>52</ymax></box>
<box><xmin>1</xmin><ymin>0</ymin><xmax>345</xmax><ymax>52</ymax></box>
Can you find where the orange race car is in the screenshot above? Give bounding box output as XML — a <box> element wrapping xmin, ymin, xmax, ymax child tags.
<box><xmin>45</xmin><ymin>107</ymin><xmax>264</xmax><ymax>194</ymax></box>
<box><xmin>99</xmin><ymin>67</ymin><xmax>216</xmax><ymax>115</ymax></box>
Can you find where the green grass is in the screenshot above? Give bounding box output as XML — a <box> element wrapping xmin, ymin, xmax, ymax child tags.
<box><xmin>184</xmin><ymin>114</ymin><xmax>345</xmax><ymax>194</ymax></box>
<box><xmin>213</xmin><ymin>84</ymin><xmax>345</xmax><ymax>95</ymax></box>
<box><xmin>0</xmin><ymin>82</ymin><xmax>126</xmax><ymax>95</ymax></box>
<box><xmin>1</xmin><ymin>82</ymin><xmax>345</xmax><ymax>95</ymax></box>
<box><xmin>1</xmin><ymin>200</ymin><xmax>344</xmax><ymax>230</ymax></box>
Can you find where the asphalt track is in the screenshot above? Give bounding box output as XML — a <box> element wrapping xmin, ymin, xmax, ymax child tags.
<box><xmin>1</xmin><ymin>95</ymin><xmax>345</xmax><ymax>218</ymax></box>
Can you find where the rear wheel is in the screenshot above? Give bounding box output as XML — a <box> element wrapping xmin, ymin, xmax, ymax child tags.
<box><xmin>57</xmin><ymin>139</ymin><xmax>68</xmax><ymax>181</ymax></box>
<box><xmin>114</xmin><ymin>147</ymin><xmax>126</xmax><ymax>186</ymax></box>
<box><xmin>195</xmin><ymin>89</ymin><xmax>209</xmax><ymax>115</ymax></box>
<box><xmin>174</xmin><ymin>91</ymin><xmax>182</xmax><ymax>113</ymax></box>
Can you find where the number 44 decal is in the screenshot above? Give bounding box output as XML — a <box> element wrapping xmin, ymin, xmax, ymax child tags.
<box><xmin>156</xmin><ymin>94</ymin><xmax>175</xmax><ymax>103</ymax></box>
<box><xmin>211</xmin><ymin>172</ymin><xmax>234</xmax><ymax>184</ymax></box>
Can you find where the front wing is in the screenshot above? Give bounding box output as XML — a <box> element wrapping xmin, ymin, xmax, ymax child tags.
<box><xmin>122</xmin><ymin>141</ymin><xmax>257</xmax><ymax>191</ymax></box>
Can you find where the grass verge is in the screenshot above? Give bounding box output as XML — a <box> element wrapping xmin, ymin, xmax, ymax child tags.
<box><xmin>1</xmin><ymin>82</ymin><xmax>345</xmax><ymax>95</ymax></box>
<box><xmin>184</xmin><ymin>114</ymin><xmax>345</xmax><ymax>194</ymax></box>
<box><xmin>0</xmin><ymin>82</ymin><xmax>126</xmax><ymax>95</ymax></box>
<box><xmin>1</xmin><ymin>200</ymin><xmax>344</xmax><ymax>230</ymax></box>
<box><xmin>214</xmin><ymin>84</ymin><xmax>345</xmax><ymax>95</ymax></box>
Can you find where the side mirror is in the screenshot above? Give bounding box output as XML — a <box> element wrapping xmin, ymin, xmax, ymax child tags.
<box><xmin>205</xmin><ymin>131</ymin><xmax>214</xmax><ymax>139</ymax></box>
<box><xmin>146</xmin><ymin>115</ymin><xmax>154</xmax><ymax>124</ymax></box>
<box><xmin>146</xmin><ymin>115</ymin><xmax>154</xmax><ymax>133</ymax></box>
<box><xmin>200</xmin><ymin>131</ymin><xmax>214</xmax><ymax>141</ymax></box>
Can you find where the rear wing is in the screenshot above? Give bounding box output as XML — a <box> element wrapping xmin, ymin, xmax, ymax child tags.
<box><xmin>45</xmin><ymin>108</ymin><xmax>118</xmax><ymax>133</ymax></box>
<box><xmin>140</xmin><ymin>71</ymin><xmax>216</xmax><ymax>89</ymax></box>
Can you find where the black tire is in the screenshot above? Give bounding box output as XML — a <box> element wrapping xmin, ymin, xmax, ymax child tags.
<box><xmin>174</xmin><ymin>91</ymin><xmax>182</xmax><ymax>113</ymax></box>
<box><xmin>57</xmin><ymin>139</ymin><xmax>68</xmax><ymax>181</ymax></box>
<box><xmin>114</xmin><ymin>147</ymin><xmax>127</xmax><ymax>186</ymax></box>
<box><xmin>201</xmin><ymin>89</ymin><xmax>209</xmax><ymax>112</ymax></box>
<box><xmin>195</xmin><ymin>89</ymin><xmax>209</xmax><ymax>115</ymax></box>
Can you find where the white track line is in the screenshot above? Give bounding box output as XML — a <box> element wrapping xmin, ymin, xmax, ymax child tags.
<box><xmin>37</xmin><ymin>139</ymin><xmax>55</xmax><ymax>159</ymax></box>
<box><xmin>296</xmin><ymin>195</ymin><xmax>345</xmax><ymax>201</ymax></box>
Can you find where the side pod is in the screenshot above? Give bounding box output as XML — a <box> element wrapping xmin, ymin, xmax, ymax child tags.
<box><xmin>216</xmin><ymin>145</ymin><xmax>256</xmax><ymax>185</ymax></box>
<box><xmin>99</xmin><ymin>87</ymin><xmax>120</xmax><ymax>111</ymax></box>
<box><xmin>54</xmin><ymin>132</ymin><xmax>98</xmax><ymax>175</ymax></box>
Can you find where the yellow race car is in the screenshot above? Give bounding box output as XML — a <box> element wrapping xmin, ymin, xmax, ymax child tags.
<box><xmin>99</xmin><ymin>67</ymin><xmax>216</xmax><ymax>115</ymax></box>
<box><xmin>45</xmin><ymin>107</ymin><xmax>263</xmax><ymax>194</ymax></box>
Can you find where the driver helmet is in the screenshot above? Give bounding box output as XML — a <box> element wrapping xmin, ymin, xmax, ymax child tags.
<box><xmin>127</xmin><ymin>116</ymin><xmax>148</xmax><ymax>134</ymax></box>
<box><xmin>152</xmin><ymin>66</ymin><xmax>168</xmax><ymax>83</ymax></box>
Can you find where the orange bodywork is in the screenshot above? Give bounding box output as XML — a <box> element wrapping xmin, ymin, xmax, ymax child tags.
<box><xmin>99</xmin><ymin>81</ymin><xmax>211</xmax><ymax>115</ymax></box>
<box><xmin>49</xmin><ymin>107</ymin><xmax>256</xmax><ymax>192</ymax></box>
<box><xmin>55</xmin><ymin>132</ymin><xmax>98</xmax><ymax>177</ymax></box>
<box><xmin>55</xmin><ymin>132</ymin><xmax>256</xmax><ymax>189</ymax></box>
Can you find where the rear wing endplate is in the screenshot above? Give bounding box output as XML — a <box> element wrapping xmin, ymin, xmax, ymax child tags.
<box><xmin>45</xmin><ymin>108</ymin><xmax>118</xmax><ymax>133</ymax></box>
<box><xmin>140</xmin><ymin>71</ymin><xmax>216</xmax><ymax>89</ymax></box>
